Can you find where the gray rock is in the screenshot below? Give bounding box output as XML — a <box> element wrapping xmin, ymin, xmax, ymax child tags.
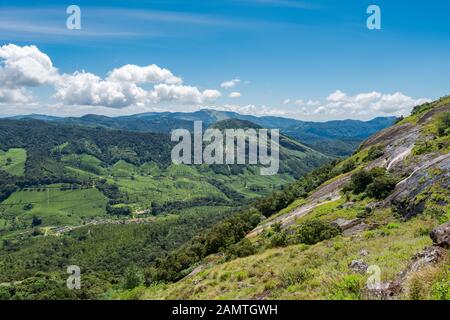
<box><xmin>331</xmin><ymin>218</ymin><xmax>362</xmax><ymax>231</ymax></box>
<box><xmin>348</xmin><ymin>259</ymin><xmax>369</xmax><ymax>274</ymax></box>
<box><xmin>359</xmin><ymin>249</ymin><xmax>369</xmax><ymax>257</ymax></box>
<box><xmin>430</xmin><ymin>221</ymin><xmax>450</xmax><ymax>248</ymax></box>
<box><xmin>342</xmin><ymin>202</ymin><xmax>355</xmax><ymax>209</ymax></box>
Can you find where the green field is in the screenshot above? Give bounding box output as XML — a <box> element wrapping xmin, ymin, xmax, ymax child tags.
<box><xmin>0</xmin><ymin>148</ymin><xmax>26</xmax><ymax>176</ymax></box>
<box><xmin>0</xmin><ymin>185</ymin><xmax>108</xmax><ymax>228</ymax></box>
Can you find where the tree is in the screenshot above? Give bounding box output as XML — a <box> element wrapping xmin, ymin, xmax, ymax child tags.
<box><xmin>123</xmin><ymin>265</ymin><xmax>144</xmax><ymax>290</ymax></box>
<box><xmin>31</xmin><ymin>216</ymin><xmax>42</xmax><ymax>227</ymax></box>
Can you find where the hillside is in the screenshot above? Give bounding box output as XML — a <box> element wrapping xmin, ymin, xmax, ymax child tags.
<box><xmin>0</xmin><ymin>116</ymin><xmax>336</xmax><ymax>299</ymax></box>
<box><xmin>6</xmin><ymin>110</ymin><xmax>396</xmax><ymax>157</ymax></box>
<box><xmin>117</xmin><ymin>96</ymin><xmax>450</xmax><ymax>300</ymax></box>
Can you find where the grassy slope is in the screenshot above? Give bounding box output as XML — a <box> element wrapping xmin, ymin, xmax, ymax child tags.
<box><xmin>0</xmin><ymin>148</ymin><xmax>26</xmax><ymax>176</ymax></box>
<box><xmin>117</xmin><ymin>98</ymin><xmax>450</xmax><ymax>300</ymax></box>
<box><xmin>0</xmin><ymin>185</ymin><xmax>108</xmax><ymax>228</ymax></box>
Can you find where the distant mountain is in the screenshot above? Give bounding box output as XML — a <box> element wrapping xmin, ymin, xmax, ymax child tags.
<box><xmin>5</xmin><ymin>110</ymin><xmax>396</xmax><ymax>157</ymax></box>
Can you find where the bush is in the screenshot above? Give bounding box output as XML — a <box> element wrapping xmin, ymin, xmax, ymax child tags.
<box><xmin>123</xmin><ymin>265</ymin><xmax>144</xmax><ymax>290</ymax></box>
<box><xmin>346</xmin><ymin>168</ymin><xmax>397</xmax><ymax>199</ymax></box>
<box><xmin>330</xmin><ymin>274</ymin><xmax>364</xmax><ymax>300</ymax></box>
<box><xmin>279</xmin><ymin>268</ymin><xmax>311</xmax><ymax>287</ymax></box>
<box><xmin>296</xmin><ymin>220</ymin><xmax>340</xmax><ymax>245</ymax></box>
<box><xmin>365</xmin><ymin>175</ymin><xmax>397</xmax><ymax>199</ymax></box>
<box><xmin>346</xmin><ymin>170</ymin><xmax>373</xmax><ymax>194</ymax></box>
<box><xmin>436</xmin><ymin>112</ymin><xmax>450</xmax><ymax>136</ymax></box>
<box><xmin>269</xmin><ymin>231</ymin><xmax>288</xmax><ymax>248</ymax></box>
<box><xmin>365</xmin><ymin>145</ymin><xmax>384</xmax><ymax>161</ymax></box>
<box><xmin>31</xmin><ymin>216</ymin><xmax>42</xmax><ymax>227</ymax></box>
<box><xmin>226</xmin><ymin>238</ymin><xmax>256</xmax><ymax>259</ymax></box>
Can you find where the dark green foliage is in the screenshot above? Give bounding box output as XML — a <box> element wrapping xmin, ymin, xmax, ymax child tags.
<box><xmin>226</xmin><ymin>238</ymin><xmax>257</xmax><ymax>259</ymax></box>
<box><xmin>345</xmin><ymin>168</ymin><xmax>397</xmax><ymax>199</ymax></box>
<box><xmin>295</xmin><ymin>220</ymin><xmax>340</xmax><ymax>245</ymax></box>
<box><xmin>106</xmin><ymin>205</ymin><xmax>132</xmax><ymax>216</ymax></box>
<box><xmin>436</xmin><ymin>112</ymin><xmax>450</xmax><ymax>136</ymax></box>
<box><xmin>123</xmin><ymin>265</ymin><xmax>144</xmax><ymax>289</ymax></box>
<box><xmin>365</xmin><ymin>145</ymin><xmax>384</xmax><ymax>161</ymax></box>
<box><xmin>366</xmin><ymin>175</ymin><xmax>397</xmax><ymax>199</ymax></box>
<box><xmin>31</xmin><ymin>216</ymin><xmax>42</xmax><ymax>227</ymax></box>
<box><xmin>269</xmin><ymin>231</ymin><xmax>288</xmax><ymax>248</ymax></box>
<box><xmin>150</xmin><ymin>209</ymin><xmax>260</xmax><ymax>282</ymax></box>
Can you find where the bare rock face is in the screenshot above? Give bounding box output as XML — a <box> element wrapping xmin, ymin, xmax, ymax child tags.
<box><xmin>348</xmin><ymin>259</ymin><xmax>369</xmax><ymax>274</ymax></box>
<box><xmin>430</xmin><ymin>221</ymin><xmax>450</xmax><ymax>248</ymax></box>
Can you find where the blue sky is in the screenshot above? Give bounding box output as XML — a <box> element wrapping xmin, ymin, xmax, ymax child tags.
<box><xmin>0</xmin><ymin>0</ymin><xmax>449</xmax><ymax>120</ymax></box>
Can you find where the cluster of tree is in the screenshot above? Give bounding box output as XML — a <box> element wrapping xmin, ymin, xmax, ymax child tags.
<box><xmin>147</xmin><ymin>209</ymin><xmax>261</xmax><ymax>283</ymax></box>
<box><xmin>344</xmin><ymin>167</ymin><xmax>397</xmax><ymax>199</ymax></box>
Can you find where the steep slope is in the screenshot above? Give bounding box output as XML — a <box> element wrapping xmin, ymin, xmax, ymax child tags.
<box><xmin>125</xmin><ymin>96</ymin><xmax>449</xmax><ymax>300</ymax></box>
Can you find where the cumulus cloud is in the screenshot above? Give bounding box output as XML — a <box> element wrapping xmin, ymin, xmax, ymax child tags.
<box><xmin>0</xmin><ymin>44</ymin><xmax>59</xmax><ymax>88</ymax></box>
<box><xmin>297</xmin><ymin>90</ymin><xmax>430</xmax><ymax>119</ymax></box>
<box><xmin>220</xmin><ymin>78</ymin><xmax>241</xmax><ymax>88</ymax></box>
<box><xmin>0</xmin><ymin>87</ymin><xmax>30</xmax><ymax>103</ymax></box>
<box><xmin>151</xmin><ymin>84</ymin><xmax>221</xmax><ymax>105</ymax></box>
<box><xmin>0</xmin><ymin>44</ymin><xmax>221</xmax><ymax>108</ymax></box>
<box><xmin>282</xmin><ymin>98</ymin><xmax>290</xmax><ymax>105</ymax></box>
<box><xmin>107</xmin><ymin>64</ymin><xmax>182</xmax><ymax>85</ymax></box>
<box><xmin>0</xmin><ymin>44</ymin><xmax>59</xmax><ymax>102</ymax></box>
<box><xmin>54</xmin><ymin>71</ymin><xmax>148</xmax><ymax>108</ymax></box>
<box><xmin>229</xmin><ymin>92</ymin><xmax>242</xmax><ymax>98</ymax></box>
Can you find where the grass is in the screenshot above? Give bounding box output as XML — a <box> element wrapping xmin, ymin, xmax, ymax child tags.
<box><xmin>0</xmin><ymin>148</ymin><xmax>26</xmax><ymax>176</ymax></box>
<box><xmin>125</xmin><ymin>214</ymin><xmax>438</xmax><ymax>300</ymax></box>
<box><xmin>0</xmin><ymin>184</ymin><xmax>108</xmax><ymax>228</ymax></box>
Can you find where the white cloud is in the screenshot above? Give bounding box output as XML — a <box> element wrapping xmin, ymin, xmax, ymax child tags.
<box><xmin>220</xmin><ymin>78</ymin><xmax>241</xmax><ymax>88</ymax></box>
<box><xmin>309</xmin><ymin>90</ymin><xmax>430</xmax><ymax>119</ymax></box>
<box><xmin>54</xmin><ymin>71</ymin><xmax>148</xmax><ymax>108</ymax></box>
<box><xmin>326</xmin><ymin>90</ymin><xmax>347</xmax><ymax>102</ymax></box>
<box><xmin>151</xmin><ymin>84</ymin><xmax>221</xmax><ymax>105</ymax></box>
<box><xmin>107</xmin><ymin>64</ymin><xmax>182</xmax><ymax>85</ymax></box>
<box><xmin>0</xmin><ymin>87</ymin><xmax>29</xmax><ymax>103</ymax></box>
<box><xmin>202</xmin><ymin>89</ymin><xmax>222</xmax><ymax>101</ymax></box>
<box><xmin>0</xmin><ymin>44</ymin><xmax>59</xmax><ymax>88</ymax></box>
<box><xmin>282</xmin><ymin>98</ymin><xmax>290</xmax><ymax>105</ymax></box>
<box><xmin>0</xmin><ymin>44</ymin><xmax>221</xmax><ymax>108</ymax></box>
<box><xmin>229</xmin><ymin>92</ymin><xmax>242</xmax><ymax>98</ymax></box>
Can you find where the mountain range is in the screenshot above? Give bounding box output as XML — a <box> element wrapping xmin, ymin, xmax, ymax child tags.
<box><xmin>6</xmin><ymin>110</ymin><xmax>396</xmax><ymax>157</ymax></box>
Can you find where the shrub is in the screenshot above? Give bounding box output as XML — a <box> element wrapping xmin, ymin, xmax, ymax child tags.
<box><xmin>346</xmin><ymin>170</ymin><xmax>373</xmax><ymax>194</ymax></box>
<box><xmin>365</xmin><ymin>175</ymin><xmax>397</xmax><ymax>199</ymax></box>
<box><xmin>330</xmin><ymin>274</ymin><xmax>364</xmax><ymax>300</ymax></box>
<box><xmin>279</xmin><ymin>268</ymin><xmax>311</xmax><ymax>287</ymax></box>
<box><xmin>123</xmin><ymin>265</ymin><xmax>144</xmax><ymax>290</ymax></box>
<box><xmin>346</xmin><ymin>168</ymin><xmax>397</xmax><ymax>199</ymax></box>
<box><xmin>431</xmin><ymin>277</ymin><xmax>450</xmax><ymax>300</ymax></box>
<box><xmin>365</xmin><ymin>145</ymin><xmax>384</xmax><ymax>161</ymax></box>
<box><xmin>226</xmin><ymin>238</ymin><xmax>256</xmax><ymax>259</ymax></box>
<box><xmin>436</xmin><ymin>112</ymin><xmax>450</xmax><ymax>136</ymax></box>
<box><xmin>296</xmin><ymin>220</ymin><xmax>340</xmax><ymax>245</ymax></box>
<box><xmin>31</xmin><ymin>216</ymin><xmax>42</xmax><ymax>227</ymax></box>
<box><xmin>269</xmin><ymin>231</ymin><xmax>288</xmax><ymax>248</ymax></box>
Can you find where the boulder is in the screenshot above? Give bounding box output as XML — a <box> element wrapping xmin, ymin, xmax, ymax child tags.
<box><xmin>430</xmin><ymin>221</ymin><xmax>450</xmax><ymax>248</ymax></box>
<box><xmin>331</xmin><ymin>218</ymin><xmax>362</xmax><ymax>231</ymax></box>
<box><xmin>348</xmin><ymin>259</ymin><xmax>369</xmax><ymax>274</ymax></box>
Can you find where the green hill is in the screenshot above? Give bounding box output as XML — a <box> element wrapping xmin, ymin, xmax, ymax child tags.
<box><xmin>114</xmin><ymin>96</ymin><xmax>450</xmax><ymax>300</ymax></box>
